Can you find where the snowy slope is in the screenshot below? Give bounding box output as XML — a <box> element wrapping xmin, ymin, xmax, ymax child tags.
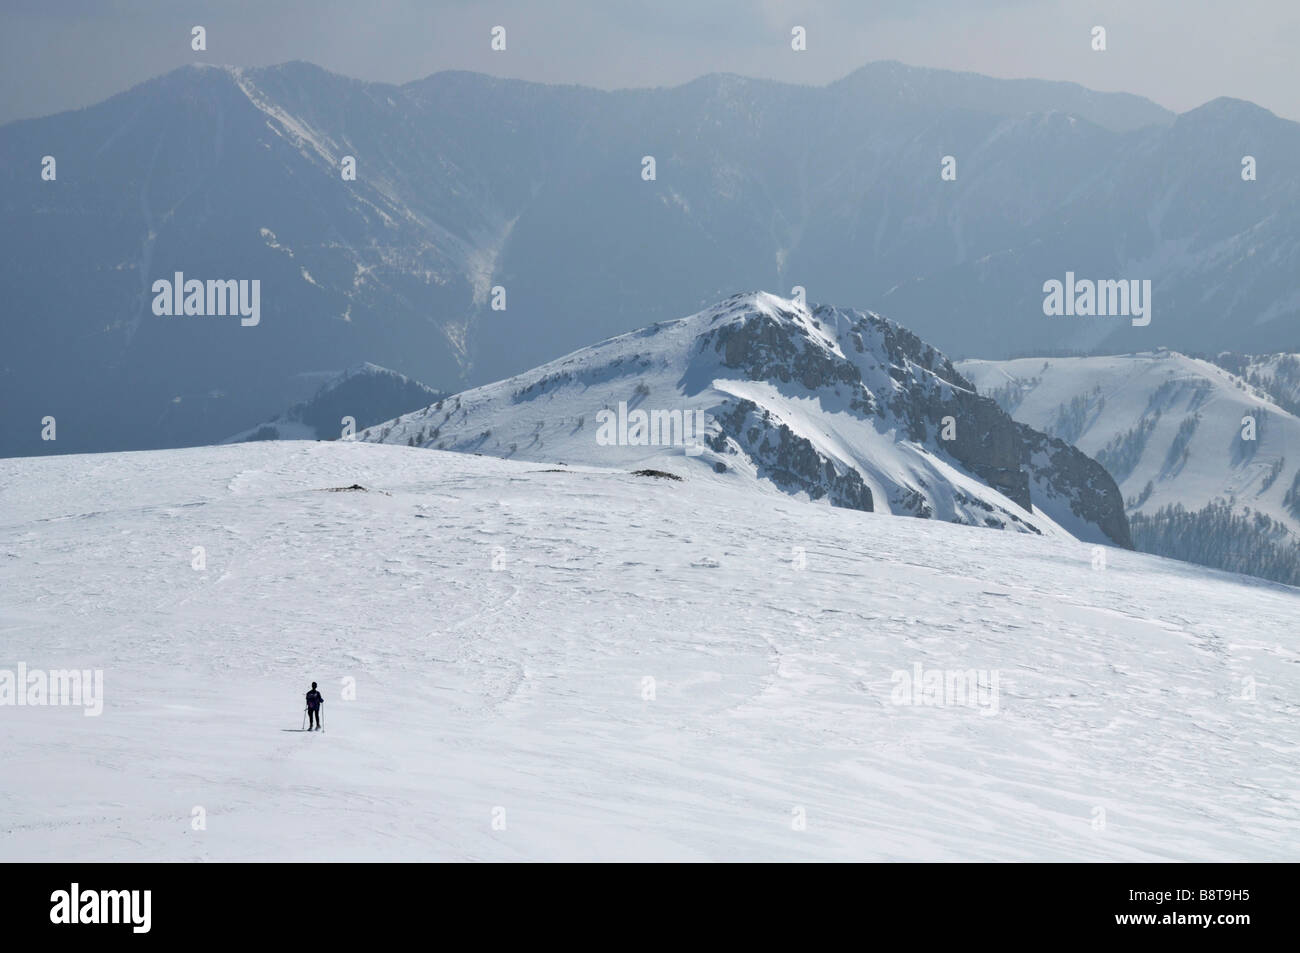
<box><xmin>960</xmin><ymin>353</ymin><xmax>1299</xmax><ymax>524</ymax></box>
<box><xmin>1211</xmin><ymin>352</ymin><xmax>1300</xmax><ymax>417</ymax></box>
<box><xmin>362</xmin><ymin>293</ymin><xmax>1130</xmax><ymax>547</ymax></box>
<box><xmin>959</xmin><ymin>351</ymin><xmax>1300</xmax><ymax>584</ymax></box>
<box><xmin>0</xmin><ymin>440</ymin><xmax>1295</xmax><ymax>862</ymax></box>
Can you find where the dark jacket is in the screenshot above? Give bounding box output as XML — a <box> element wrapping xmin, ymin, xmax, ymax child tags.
<box><xmin>305</xmin><ymin>689</ymin><xmax>323</xmax><ymax>711</ymax></box>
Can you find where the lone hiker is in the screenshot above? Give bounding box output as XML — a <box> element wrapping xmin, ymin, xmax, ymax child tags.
<box><xmin>305</xmin><ymin>682</ymin><xmax>324</xmax><ymax>731</ymax></box>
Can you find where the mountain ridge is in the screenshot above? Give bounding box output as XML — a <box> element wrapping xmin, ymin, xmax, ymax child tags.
<box><xmin>362</xmin><ymin>292</ymin><xmax>1132</xmax><ymax>548</ymax></box>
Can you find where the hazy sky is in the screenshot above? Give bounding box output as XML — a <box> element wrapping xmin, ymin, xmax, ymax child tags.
<box><xmin>3</xmin><ymin>0</ymin><xmax>1298</xmax><ymax>124</ymax></box>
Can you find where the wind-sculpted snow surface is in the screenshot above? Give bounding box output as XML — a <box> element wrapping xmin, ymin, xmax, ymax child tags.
<box><xmin>365</xmin><ymin>293</ymin><xmax>1130</xmax><ymax>547</ymax></box>
<box><xmin>0</xmin><ymin>441</ymin><xmax>1294</xmax><ymax>861</ymax></box>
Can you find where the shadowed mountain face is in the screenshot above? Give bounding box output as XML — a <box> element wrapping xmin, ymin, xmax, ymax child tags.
<box><xmin>361</xmin><ymin>292</ymin><xmax>1132</xmax><ymax>548</ymax></box>
<box><xmin>224</xmin><ymin>362</ymin><xmax>444</xmax><ymax>443</ymax></box>
<box><xmin>3</xmin><ymin>59</ymin><xmax>1295</xmax><ymax>457</ymax></box>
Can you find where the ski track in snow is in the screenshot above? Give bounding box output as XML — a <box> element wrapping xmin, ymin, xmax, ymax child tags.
<box><xmin>0</xmin><ymin>441</ymin><xmax>1297</xmax><ymax>861</ymax></box>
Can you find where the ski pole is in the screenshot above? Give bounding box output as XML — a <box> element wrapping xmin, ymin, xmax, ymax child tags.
<box><xmin>302</xmin><ymin>708</ymin><xmax>306</xmax><ymax>730</ymax></box>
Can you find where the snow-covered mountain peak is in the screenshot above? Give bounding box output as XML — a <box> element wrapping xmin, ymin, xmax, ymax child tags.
<box><xmin>362</xmin><ymin>294</ymin><xmax>1131</xmax><ymax>548</ymax></box>
<box><xmin>636</xmin><ymin>292</ymin><xmax>969</xmax><ymax>414</ymax></box>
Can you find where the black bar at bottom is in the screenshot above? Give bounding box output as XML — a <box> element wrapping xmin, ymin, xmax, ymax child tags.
<box><xmin>1</xmin><ymin>862</ymin><xmax>1281</xmax><ymax>941</ymax></box>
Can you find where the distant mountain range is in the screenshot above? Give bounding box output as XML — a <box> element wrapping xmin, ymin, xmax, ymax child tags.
<box><xmin>362</xmin><ymin>292</ymin><xmax>1132</xmax><ymax>548</ymax></box>
<box><xmin>4</xmin><ymin>59</ymin><xmax>1299</xmax><ymax>457</ymax></box>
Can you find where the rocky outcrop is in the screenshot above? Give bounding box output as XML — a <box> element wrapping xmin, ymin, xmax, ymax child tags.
<box><xmin>710</xmin><ymin>398</ymin><xmax>875</xmax><ymax>512</ymax></box>
<box><xmin>694</xmin><ymin>296</ymin><xmax>1131</xmax><ymax>546</ymax></box>
<box><xmin>1019</xmin><ymin>425</ymin><xmax>1135</xmax><ymax>549</ymax></box>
